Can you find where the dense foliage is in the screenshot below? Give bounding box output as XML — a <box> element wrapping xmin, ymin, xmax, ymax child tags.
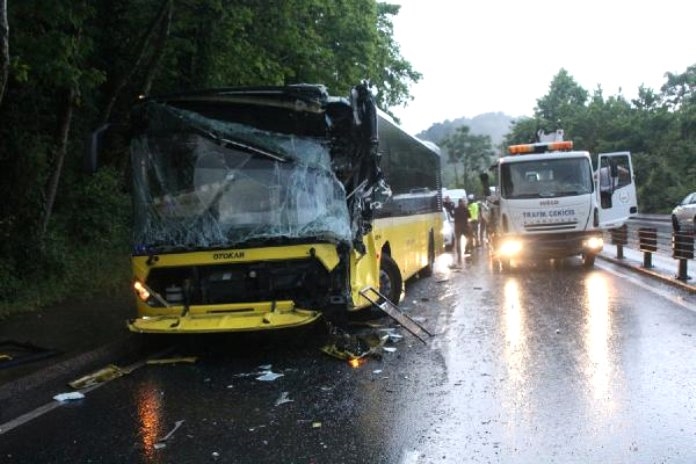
<box><xmin>0</xmin><ymin>0</ymin><xmax>419</xmax><ymax>313</ymax></box>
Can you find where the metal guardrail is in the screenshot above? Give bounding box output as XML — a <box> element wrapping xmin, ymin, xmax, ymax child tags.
<box><xmin>602</xmin><ymin>214</ymin><xmax>694</xmax><ymax>282</ymax></box>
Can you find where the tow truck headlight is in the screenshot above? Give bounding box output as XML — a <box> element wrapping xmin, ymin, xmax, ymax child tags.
<box><xmin>584</xmin><ymin>236</ymin><xmax>604</xmax><ymax>250</ymax></box>
<box><xmin>499</xmin><ymin>239</ymin><xmax>523</xmax><ymax>257</ymax></box>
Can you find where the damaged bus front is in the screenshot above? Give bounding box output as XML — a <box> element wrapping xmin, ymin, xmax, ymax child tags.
<box><xmin>97</xmin><ymin>83</ymin><xmax>441</xmax><ymax>333</ymax></box>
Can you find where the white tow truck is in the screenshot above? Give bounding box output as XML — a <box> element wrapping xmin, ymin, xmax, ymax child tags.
<box><xmin>483</xmin><ymin>130</ymin><xmax>638</xmax><ymax>270</ymax></box>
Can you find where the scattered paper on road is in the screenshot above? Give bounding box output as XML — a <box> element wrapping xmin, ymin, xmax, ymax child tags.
<box><xmin>256</xmin><ymin>370</ymin><xmax>284</xmax><ymax>382</ymax></box>
<box><xmin>274</xmin><ymin>391</ymin><xmax>294</xmax><ymax>406</ymax></box>
<box><xmin>53</xmin><ymin>392</ymin><xmax>86</xmax><ymax>402</ymax></box>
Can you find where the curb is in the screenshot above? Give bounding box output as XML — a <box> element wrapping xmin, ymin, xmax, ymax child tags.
<box><xmin>597</xmin><ymin>254</ymin><xmax>696</xmax><ymax>294</ymax></box>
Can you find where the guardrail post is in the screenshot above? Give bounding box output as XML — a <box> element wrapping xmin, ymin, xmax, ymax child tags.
<box><xmin>638</xmin><ymin>227</ymin><xmax>657</xmax><ymax>268</ymax></box>
<box><xmin>611</xmin><ymin>224</ymin><xmax>628</xmax><ymax>260</ymax></box>
<box><xmin>672</xmin><ymin>231</ymin><xmax>694</xmax><ymax>282</ymax></box>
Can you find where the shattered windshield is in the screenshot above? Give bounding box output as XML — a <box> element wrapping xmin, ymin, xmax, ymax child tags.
<box><xmin>500</xmin><ymin>157</ymin><xmax>594</xmax><ymax>199</ymax></box>
<box><xmin>131</xmin><ymin>103</ymin><xmax>351</xmax><ymax>253</ymax></box>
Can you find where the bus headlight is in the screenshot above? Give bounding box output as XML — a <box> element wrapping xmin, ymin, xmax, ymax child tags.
<box><xmin>499</xmin><ymin>239</ymin><xmax>523</xmax><ymax>257</ymax></box>
<box><xmin>584</xmin><ymin>236</ymin><xmax>604</xmax><ymax>250</ymax></box>
<box><xmin>133</xmin><ymin>280</ymin><xmax>151</xmax><ymax>302</ymax></box>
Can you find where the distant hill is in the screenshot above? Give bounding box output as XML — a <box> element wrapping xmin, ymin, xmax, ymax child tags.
<box><xmin>416</xmin><ymin>112</ymin><xmax>516</xmax><ymax>148</ymax></box>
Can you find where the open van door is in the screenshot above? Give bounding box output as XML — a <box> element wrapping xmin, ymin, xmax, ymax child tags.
<box><xmin>596</xmin><ymin>151</ymin><xmax>638</xmax><ymax>228</ymax></box>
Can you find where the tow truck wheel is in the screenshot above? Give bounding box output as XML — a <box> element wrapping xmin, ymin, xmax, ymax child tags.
<box><xmin>380</xmin><ymin>254</ymin><xmax>402</xmax><ymax>304</ymax></box>
<box><xmin>582</xmin><ymin>253</ymin><xmax>596</xmax><ymax>268</ymax></box>
<box><xmin>498</xmin><ymin>258</ymin><xmax>511</xmax><ymax>273</ymax></box>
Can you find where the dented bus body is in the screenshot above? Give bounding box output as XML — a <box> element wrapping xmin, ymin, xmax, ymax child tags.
<box><xmin>101</xmin><ymin>83</ymin><xmax>442</xmax><ymax>333</ymax></box>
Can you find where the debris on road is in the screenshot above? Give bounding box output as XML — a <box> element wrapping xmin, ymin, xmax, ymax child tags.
<box><xmin>320</xmin><ymin>327</ymin><xmax>387</xmax><ymax>365</ymax></box>
<box><xmin>256</xmin><ymin>370</ymin><xmax>284</xmax><ymax>382</ymax></box>
<box><xmin>69</xmin><ymin>364</ymin><xmax>127</xmax><ymax>389</ymax></box>
<box><xmin>53</xmin><ymin>391</ymin><xmax>86</xmax><ymax>402</ymax></box>
<box><xmin>154</xmin><ymin>420</ymin><xmax>184</xmax><ymax>450</ymax></box>
<box><xmin>0</xmin><ymin>340</ymin><xmax>61</xmax><ymax>369</ymax></box>
<box><xmin>274</xmin><ymin>391</ymin><xmax>294</xmax><ymax>406</ymax></box>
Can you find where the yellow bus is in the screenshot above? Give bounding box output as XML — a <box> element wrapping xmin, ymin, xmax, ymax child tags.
<box><xmin>96</xmin><ymin>83</ymin><xmax>442</xmax><ymax>333</ymax></box>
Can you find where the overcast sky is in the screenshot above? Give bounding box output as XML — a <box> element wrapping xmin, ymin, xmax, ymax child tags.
<box><xmin>389</xmin><ymin>0</ymin><xmax>696</xmax><ymax>134</ymax></box>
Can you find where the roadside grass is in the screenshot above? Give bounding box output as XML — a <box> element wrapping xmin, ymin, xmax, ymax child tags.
<box><xmin>0</xmin><ymin>246</ymin><xmax>131</xmax><ymax>320</ymax></box>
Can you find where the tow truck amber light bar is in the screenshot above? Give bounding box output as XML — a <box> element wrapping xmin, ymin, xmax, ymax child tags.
<box><xmin>508</xmin><ymin>140</ymin><xmax>573</xmax><ymax>155</ymax></box>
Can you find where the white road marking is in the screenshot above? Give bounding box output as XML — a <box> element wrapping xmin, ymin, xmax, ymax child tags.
<box><xmin>597</xmin><ymin>261</ymin><xmax>696</xmax><ymax>313</ymax></box>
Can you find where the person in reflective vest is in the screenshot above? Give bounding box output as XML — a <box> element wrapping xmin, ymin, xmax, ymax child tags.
<box><xmin>467</xmin><ymin>195</ymin><xmax>480</xmax><ymax>248</ymax></box>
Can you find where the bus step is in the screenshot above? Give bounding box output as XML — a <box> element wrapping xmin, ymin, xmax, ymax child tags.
<box><xmin>359</xmin><ymin>287</ymin><xmax>432</xmax><ymax>344</ymax></box>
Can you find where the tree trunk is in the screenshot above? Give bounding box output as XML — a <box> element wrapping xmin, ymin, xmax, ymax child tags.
<box><xmin>41</xmin><ymin>87</ymin><xmax>76</xmax><ymax>237</ymax></box>
<box><xmin>140</xmin><ymin>0</ymin><xmax>173</xmax><ymax>96</ymax></box>
<box><xmin>100</xmin><ymin>0</ymin><xmax>172</xmax><ymax>125</ymax></box>
<box><xmin>0</xmin><ymin>0</ymin><xmax>9</xmax><ymax>106</ymax></box>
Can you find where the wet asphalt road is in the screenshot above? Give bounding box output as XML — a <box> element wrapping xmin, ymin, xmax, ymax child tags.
<box><xmin>2</xmin><ymin>250</ymin><xmax>696</xmax><ymax>463</ymax></box>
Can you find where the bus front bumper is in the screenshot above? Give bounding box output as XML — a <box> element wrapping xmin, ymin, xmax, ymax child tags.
<box><xmin>127</xmin><ymin>301</ymin><xmax>322</xmax><ymax>333</ymax></box>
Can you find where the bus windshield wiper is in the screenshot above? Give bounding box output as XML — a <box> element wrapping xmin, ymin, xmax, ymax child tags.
<box><xmin>197</xmin><ymin>127</ymin><xmax>289</xmax><ymax>163</ymax></box>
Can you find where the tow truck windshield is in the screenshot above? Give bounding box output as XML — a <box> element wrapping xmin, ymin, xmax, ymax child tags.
<box><xmin>500</xmin><ymin>157</ymin><xmax>594</xmax><ymax>199</ymax></box>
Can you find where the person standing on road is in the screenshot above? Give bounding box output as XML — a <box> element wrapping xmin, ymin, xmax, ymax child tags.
<box><xmin>453</xmin><ymin>198</ymin><xmax>470</xmax><ymax>264</ymax></box>
<box><xmin>467</xmin><ymin>195</ymin><xmax>480</xmax><ymax>248</ymax></box>
<box><xmin>443</xmin><ymin>195</ymin><xmax>455</xmax><ymax>217</ymax></box>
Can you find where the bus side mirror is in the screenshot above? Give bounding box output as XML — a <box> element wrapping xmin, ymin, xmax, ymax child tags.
<box><xmin>84</xmin><ymin>123</ymin><xmax>128</xmax><ymax>174</ymax></box>
<box><xmin>84</xmin><ymin>124</ymin><xmax>111</xmax><ymax>174</ymax></box>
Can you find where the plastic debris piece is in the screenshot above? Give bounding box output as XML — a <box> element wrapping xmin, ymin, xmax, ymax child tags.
<box><xmin>274</xmin><ymin>391</ymin><xmax>294</xmax><ymax>406</ymax></box>
<box><xmin>69</xmin><ymin>364</ymin><xmax>126</xmax><ymax>389</ymax></box>
<box><xmin>258</xmin><ymin>364</ymin><xmax>272</xmax><ymax>370</ymax></box>
<box><xmin>383</xmin><ymin>347</ymin><xmax>397</xmax><ymax>353</ymax></box>
<box><xmin>373</xmin><ymin>369</ymin><xmax>383</xmax><ymax>374</ymax></box>
<box><xmin>320</xmin><ymin>327</ymin><xmax>386</xmax><ymax>362</ymax></box>
<box><xmin>256</xmin><ymin>370</ymin><xmax>284</xmax><ymax>382</ymax></box>
<box><xmin>312</xmin><ymin>422</ymin><xmax>322</xmax><ymax>428</ymax></box>
<box><xmin>53</xmin><ymin>391</ymin><xmax>86</xmax><ymax>402</ymax></box>
<box><xmin>146</xmin><ymin>356</ymin><xmax>198</xmax><ymax>365</ymax></box>
<box><xmin>154</xmin><ymin>420</ymin><xmax>184</xmax><ymax>449</ymax></box>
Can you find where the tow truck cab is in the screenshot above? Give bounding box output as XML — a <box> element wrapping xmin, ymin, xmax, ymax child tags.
<box><xmin>485</xmin><ymin>132</ymin><xmax>637</xmax><ymax>269</ymax></box>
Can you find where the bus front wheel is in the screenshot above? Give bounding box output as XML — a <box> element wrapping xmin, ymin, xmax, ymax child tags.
<box><xmin>380</xmin><ymin>255</ymin><xmax>403</xmax><ymax>304</ymax></box>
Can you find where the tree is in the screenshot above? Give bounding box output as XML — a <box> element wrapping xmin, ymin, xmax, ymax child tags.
<box><xmin>441</xmin><ymin>125</ymin><xmax>494</xmax><ymax>193</ymax></box>
<box><xmin>0</xmin><ymin>0</ymin><xmax>7</xmax><ymax>106</ymax></box>
<box><xmin>534</xmin><ymin>68</ymin><xmax>588</xmax><ymax>132</ymax></box>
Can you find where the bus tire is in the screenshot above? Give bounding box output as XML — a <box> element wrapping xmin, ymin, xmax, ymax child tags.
<box><xmin>582</xmin><ymin>253</ymin><xmax>596</xmax><ymax>268</ymax></box>
<box><xmin>421</xmin><ymin>234</ymin><xmax>435</xmax><ymax>277</ymax></box>
<box><xmin>380</xmin><ymin>254</ymin><xmax>402</xmax><ymax>304</ymax></box>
